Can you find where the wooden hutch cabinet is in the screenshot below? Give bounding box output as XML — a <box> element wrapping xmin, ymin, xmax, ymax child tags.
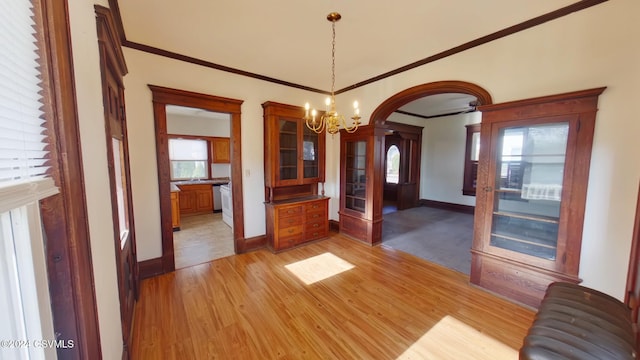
<box><xmin>263</xmin><ymin>101</ymin><xmax>329</xmax><ymax>252</ymax></box>
<box><xmin>339</xmin><ymin>125</ymin><xmax>383</xmax><ymax>245</ymax></box>
<box><xmin>471</xmin><ymin>87</ymin><xmax>605</xmax><ymax>308</ymax></box>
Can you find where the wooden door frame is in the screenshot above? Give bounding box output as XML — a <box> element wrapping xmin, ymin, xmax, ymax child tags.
<box><xmin>96</xmin><ymin>5</ymin><xmax>139</xmax><ymax>357</ymax></box>
<box><xmin>379</xmin><ymin>121</ymin><xmax>423</xmax><ymax>210</ymax></box>
<box><xmin>625</xmin><ymin>181</ymin><xmax>640</xmax><ymax>342</ymax></box>
<box><xmin>149</xmin><ymin>85</ymin><xmax>248</xmax><ymax>274</ymax></box>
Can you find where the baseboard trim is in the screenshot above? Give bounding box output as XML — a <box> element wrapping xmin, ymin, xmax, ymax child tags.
<box><xmin>238</xmin><ymin>234</ymin><xmax>267</xmax><ymax>253</ymax></box>
<box><xmin>138</xmin><ymin>257</ymin><xmax>164</xmax><ymax>279</ymax></box>
<box><xmin>419</xmin><ymin>199</ymin><xmax>475</xmax><ymax>214</ymax></box>
<box><xmin>329</xmin><ymin>219</ymin><xmax>339</xmax><ymax>232</ymax></box>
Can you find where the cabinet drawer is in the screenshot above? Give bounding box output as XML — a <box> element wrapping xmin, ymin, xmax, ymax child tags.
<box><xmin>306</xmin><ymin>209</ymin><xmax>326</xmax><ymax>221</ymax></box>
<box><xmin>306</xmin><ymin>219</ymin><xmax>326</xmax><ymax>231</ymax></box>
<box><xmin>278</xmin><ymin>206</ymin><xmax>303</xmax><ymax>218</ymax></box>
<box><xmin>278</xmin><ymin>216</ymin><xmax>303</xmax><ymax>229</ymax></box>
<box><xmin>305</xmin><ymin>201</ymin><xmax>325</xmax><ymax>212</ymax></box>
<box><xmin>277</xmin><ymin>224</ymin><xmax>303</xmax><ymax>238</ymax></box>
<box><xmin>305</xmin><ymin>228</ymin><xmax>328</xmax><ymax>241</ymax></box>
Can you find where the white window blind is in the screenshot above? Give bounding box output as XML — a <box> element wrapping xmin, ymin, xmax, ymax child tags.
<box><xmin>0</xmin><ymin>1</ymin><xmax>59</xmax><ymax>359</ymax></box>
<box><xmin>0</xmin><ymin>0</ymin><xmax>53</xmax><ymax>190</ymax></box>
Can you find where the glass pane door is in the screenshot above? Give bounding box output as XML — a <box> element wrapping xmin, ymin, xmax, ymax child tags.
<box><xmin>279</xmin><ymin>119</ymin><xmax>298</xmax><ymax>180</ymax></box>
<box><xmin>302</xmin><ymin>126</ymin><xmax>319</xmax><ymax>179</ymax></box>
<box><xmin>490</xmin><ymin>122</ymin><xmax>569</xmax><ymax>260</ymax></box>
<box><xmin>345</xmin><ymin>140</ymin><xmax>367</xmax><ymax>213</ymax></box>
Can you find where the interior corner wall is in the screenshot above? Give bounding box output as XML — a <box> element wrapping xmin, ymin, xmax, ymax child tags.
<box><xmin>386</xmin><ymin>111</ymin><xmax>481</xmax><ymax>206</ymax></box>
<box><xmin>68</xmin><ymin>0</ymin><xmax>123</xmax><ymax>358</ymax></box>
<box><xmin>340</xmin><ymin>0</ymin><xmax>640</xmax><ymax>300</ymax></box>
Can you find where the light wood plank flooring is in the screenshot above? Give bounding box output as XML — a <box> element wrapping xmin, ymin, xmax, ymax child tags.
<box><xmin>132</xmin><ymin>233</ymin><xmax>534</xmax><ymax>359</ymax></box>
<box><xmin>173</xmin><ymin>212</ymin><xmax>234</xmax><ymax>269</ymax></box>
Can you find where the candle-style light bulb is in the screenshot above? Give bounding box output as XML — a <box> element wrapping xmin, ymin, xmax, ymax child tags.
<box><xmin>304</xmin><ymin>102</ymin><xmax>310</xmax><ymax>117</ymax></box>
<box><xmin>353</xmin><ymin>100</ymin><xmax>359</xmax><ymax>109</ymax></box>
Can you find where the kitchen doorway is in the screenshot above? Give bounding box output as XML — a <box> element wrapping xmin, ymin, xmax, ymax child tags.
<box><xmin>165</xmin><ymin>105</ymin><xmax>234</xmax><ymax>269</ymax></box>
<box><xmin>149</xmin><ymin>85</ymin><xmax>247</xmax><ymax>274</ymax></box>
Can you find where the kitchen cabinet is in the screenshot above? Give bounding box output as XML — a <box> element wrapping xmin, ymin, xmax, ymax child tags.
<box><xmin>211</xmin><ymin>137</ymin><xmax>230</xmax><ymax>163</ymax></box>
<box><xmin>471</xmin><ymin>87</ymin><xmax>605</xmax><ymax>308</ymax></box>
<box><xmin>177</xmin><ymin>183</ymin><xmax>213</xmax><ymax>215</ymax></box>
<box><xmin>170</xmin><ymin>190</ymin><xmax>181</xmax><ymax>230</ymax></box>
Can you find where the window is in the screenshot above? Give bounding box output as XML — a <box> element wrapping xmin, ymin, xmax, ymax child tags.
<box><xmin>168</xmin><ymin>138</ymin><xmax>209</xmax><ymax>180</ymax></box>
<box><xmin>462</xmin><ymin>123</ymin><xmax>481</xmax><ymax>196</ymax></box>
<box><xmin>0</xmin><ymin>0</ymin><xmax>59</xmax><ymax>358</ymax></box>
<box><xmin>112</xmin><ymin>139</ymin><xmax>130</xmax><ymax>248</ymax></box>
<box><xmin>386</xmin><ymin>145</ymin><xmax>400</xmax><ymax>184</ymax></box>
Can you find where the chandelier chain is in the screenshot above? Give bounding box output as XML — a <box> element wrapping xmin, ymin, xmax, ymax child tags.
<box><xmin>331</xmin><ymin>21</ymin><xmax>336</xmax><ymax>99</ymax></box>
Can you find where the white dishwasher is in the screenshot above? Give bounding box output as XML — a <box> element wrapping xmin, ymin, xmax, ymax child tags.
<box><xmin>220</xmin><ymin>183</ymin><xmax>233</xmax><ymax>228</ymax></box>
<box><xmin>212</xmin><ymin>185</ymin><xmax>222</xmax><ymax>211</ymax></box>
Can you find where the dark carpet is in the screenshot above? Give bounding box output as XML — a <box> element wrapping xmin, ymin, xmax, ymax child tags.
<box><xmin>381</xmin><ymin>206</ymin><xmax>474</xmax><ymax>275</ymax></box>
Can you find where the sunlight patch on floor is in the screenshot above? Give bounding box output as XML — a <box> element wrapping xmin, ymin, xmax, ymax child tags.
<box><xmin>285</xmin><ymin>252</ymin><xmax>355</xmax><ymax>285</ymax></box>
<box><xmin>397</xmin><ymin>315</ymin><xmax>518</xmax><ymax>360</ymax></box>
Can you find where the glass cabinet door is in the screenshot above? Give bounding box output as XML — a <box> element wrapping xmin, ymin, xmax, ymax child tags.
<box><xmin>278</xmin><ymin>119</ymin><xmax>298</xmax><ymax>180</ymax></box>
<box><xmin>489</xmin><ymin>122</ymin><xmax>569</xmax><ymax>260</ymax></box>
<box><xmin>302</xmin><ymin>126</ymin><xmax>319</xmax><ymax>179</ymax></box>
<box><xmin>345</xmin><ymin>140</ymin><xmax>367</xmax><ymax>213</ymax></box>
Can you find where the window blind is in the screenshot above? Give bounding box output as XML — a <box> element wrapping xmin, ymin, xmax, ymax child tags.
<box><xmin>0</xmin><ymin>0</ymin><xmax>51</xmax><ymax>186</ymax></box>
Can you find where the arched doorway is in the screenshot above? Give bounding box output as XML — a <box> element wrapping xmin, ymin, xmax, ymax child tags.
<box><xmin>370</xmin><ymin>80</ymin><xmax>492</xmax><ymax>216</ymax></box>
<box><xmin>370</xmin><ymin>81</ymin><xmax>492</xmax><ymax>124</ymax></box>
<box><xmin>370</xmin><ymin>81</ymin><xmax>492</xmax><ymax>273</ymax></box>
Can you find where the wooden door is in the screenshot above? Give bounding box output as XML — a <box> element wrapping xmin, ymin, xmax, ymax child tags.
<box><xmin>97</xmin><ymin>16</ymin><xmax>138</xmax><ymax>358</ymax></box>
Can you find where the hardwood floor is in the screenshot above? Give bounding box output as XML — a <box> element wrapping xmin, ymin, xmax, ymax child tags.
<box><xmin>132</xmin><ymin>233</ymin><xmax>534</xmax><ymax>359</ymax></box>
<box><xmin>173</xmin><ymin>212</ymin><xmax>234</xmax><ymax>269</ymax></box>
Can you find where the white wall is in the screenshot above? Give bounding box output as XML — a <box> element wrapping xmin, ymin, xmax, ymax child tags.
<box><xmin>68</xmin><ymin>0</ymin><xmax>123</xmax><ymax>358</ymax></box>
<box><xmin>334</xmin><ymin>0</ymin><xmax>640</xmax><ymax>299</ymax></box>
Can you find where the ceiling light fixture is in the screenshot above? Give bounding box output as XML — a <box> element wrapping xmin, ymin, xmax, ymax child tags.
<box><xmin>304</xmin><ymin>12</ymin><xmax>361</xmax><ymax>135</ymax></box>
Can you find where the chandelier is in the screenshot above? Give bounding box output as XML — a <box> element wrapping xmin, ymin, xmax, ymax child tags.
<box><xmin>304</xmin><ymin>12</ymin><xmax>361</xmax><ymax>135</ymax></box>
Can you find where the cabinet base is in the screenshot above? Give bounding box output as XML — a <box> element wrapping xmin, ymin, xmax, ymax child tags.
<box><xmin>470</xmin><ymin>250</ymin><xmax>580</xmax><ymax>308</ymax></box>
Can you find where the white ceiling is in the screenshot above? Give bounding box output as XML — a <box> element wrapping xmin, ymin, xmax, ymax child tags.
<box><xmin>118</xmin><ymin>0</ymin><xmax>577</xmax><ymax>117</ymax></box>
